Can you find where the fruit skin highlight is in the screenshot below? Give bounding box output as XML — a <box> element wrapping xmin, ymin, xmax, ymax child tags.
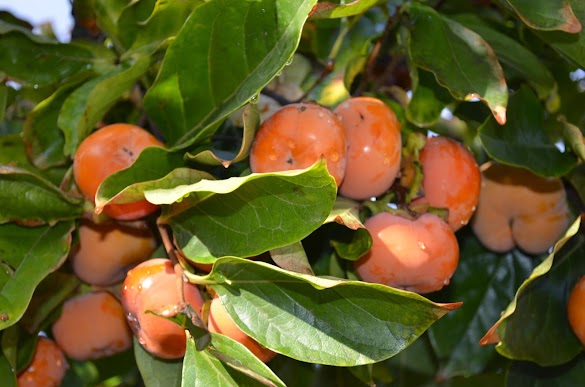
<box><xmin>354</xmin><ymin>212</ymin><xmax>459</xmax><ymax>294</ymax></box>
<box><xmin>413</xmin><ymin>136</ymin><xmax>481</xmax><ymax>231</ymax></box>
<box><xmin>208</xmin><ymin>295</ymin><xmax>277</xmax><ymax>363</ymax></box>
<box><xmin>121</xmin><ymin>258</ymin><xmax>205</xmax><ymax>359</ymax></box>
<box><xmin>568</xmin><ymin>276</ymin><xmax>585</xmax><ymax>347</ymax></box>
<box><xmin>71</xmin><ymin>219</ymin><xmax>157</xmax><ymax>286</ymax></box>
<box><xmin>249</xmin><ymin>102</ymin><xmax>347</xmax><ymax>186</ymax></box>
<box><xmin>52</xmin><ymin>291</ymin><xmax>132</xmax><ymax>361</ymax></box>
<box><xmin>73</xmin><ymin>123</ymin><xmax>163</xmax><ymax>220</ymax></box>
<box><xmin>333</xmin><ymin>97</ymin><xmax>402</xmax><ymax>200</ymax></box>
<box><xmin>17</xmin><ymin>337</ymin><xmax>68</xmax><ymax>387</ymax></box>
<box><xmin>471</xmin><ymin>163</ymin><xmax>570</xmax><ymax>255</ymax></box>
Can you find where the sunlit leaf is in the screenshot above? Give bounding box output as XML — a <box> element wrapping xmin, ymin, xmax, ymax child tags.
<box><xmin>504</xmin><ymin>0</ymin><xmax>581</xmax><ymax>33</ymax></box>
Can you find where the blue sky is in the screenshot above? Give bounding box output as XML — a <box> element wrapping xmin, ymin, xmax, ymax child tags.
<box><xmin>0</xmin><ymin>0</ymin><xmax>73</xmax><ymax>42</ymax></box>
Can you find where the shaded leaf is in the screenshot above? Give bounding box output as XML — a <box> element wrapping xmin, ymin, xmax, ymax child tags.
<box><xmin>504</xmin><ymin>0</ymin><xmax>581</xmax><ymax>33</ymax></box>
<box><xmin>324</xmin><ymin>196</ymin><xmax>364</xmax><ymax>230</ymax></box>
<box><xmin>407</xmin><ymin>66</ymin><xmax>454</xmax><ymax>127</ymax></box>
<box><xmin>0</xmin><ymin>348</ymin><xmax>16</xmax><ymax>387</ymax></box>
<box><xmin>478</xmin><ymin>86</ymin><xmax>577</xmax><ymax>177</ymax></box>
<box><xmin>481</xmin><ymin>217</ymin><xmax>585</xmax><ymax>366</ymax></box>
<box><xmin>0</xmin><ymin>221</ymin><xmax>73</xmax><ymax>330</ymax></box>
<box><xmin>309</xmin><ymin>0</ymin><xmax>385</xmax><ymax>20</ymax></box>
<box><xmin>143</xmin><ymin>0</ymin><xmax>318</xmax><ymax>147</ymax></box>
<box><xmin>406</xmin><ymin>3</ymin><xmax>507</xmax><ymax>124</ymax></box>
<box><xmin>269</xmin><ymin>241</ymin><xmax>314</xmax><ymax>275</ymax></box>
<box><xmin>560</xmin><ymin>116</ymin><xmax>585</xmax><ymax>161</ymax></box>
<box><xmin>330</xmin><ymin>227</ymin><xmax>372</xmax><ymax>261</ymax></box>
<box><xmin>134</xmin><ymin>338</ymin><xmax>182</xmax><ymax>387</ymax></box>
<box><xmin>206</xmin><ymin>257</ymin><xmax>461</xmax><ymax>366</ymax></box>
<box><xmin>507</xmin><ymin>353</ymin><xmax>585</xmax><ymax>386</ymax></box>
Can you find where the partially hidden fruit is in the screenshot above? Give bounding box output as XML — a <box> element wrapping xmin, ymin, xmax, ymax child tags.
<box><xmin>471</xmin><ymin>163</ymin><xmax>570</xmax><ymax>255</ymax></box>
<box><xmin>73</xmin><ymin>123</ymin><xmax>164</xmax><ymax>220</ymax></box>
<box><xmin>208</xmin><ymin>295</ymin><xmax>277</xmax><ymax>363</ymax></box>
<box><xmin>568</xmin><ymin>275</ymin><xmax>585</xmax><ymax>347</ymax></box>
<box><xmin>412</xmin><ymin>136</ymin><xmax>481</xmax><ymax>231</ymax></box>
<box><xmin>333</xmin><ymin>97</ymin><xmax>402</xmax><ymax>200</ymax></box>
<box><xmin>354</xmin><ymin>212</ymin><xmax>459</xmax><ymax>294</ymax></box>
<box><xmin>122</xmin><ymin>258</ymin><xmax>205</xmax><ymax>359</ymax></box>
<box><xmin>52</xmin><ymin>291</ymin><xmax>132</xmax><ymax>360</ymax></box>
<box><xmin>249</xmin><ymin>102</ymin><xmax>347</xmax><ymax>186</ymax></box>
<box><xmin>71</xmin><ymin>219</ymin><xmax>157</xmax><ymax>286</ymax></box>
<box><xmin>17</xmin><ymin>337</ymin><xmax>68</xmax><ymax>387</ymax></box>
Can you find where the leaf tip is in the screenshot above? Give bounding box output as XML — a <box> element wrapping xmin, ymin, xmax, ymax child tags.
<box><xmin>492</xmin><ymin>106</ymin><xmax>507</xmax><ymax>125</ymax></box>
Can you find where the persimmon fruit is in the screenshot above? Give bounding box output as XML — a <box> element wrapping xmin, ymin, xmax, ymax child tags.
<box><xmin>208</xmin><ymin>295</ymin><xmax>277</xmax><ymax>363</ymax></box>
<box><xmin>73</xmin><ymin>123</ymin><xmax>163</xmax><ymax>220</ymax></box>
<box><xmin>568</xmin><ymin>276</ymin><xmax>585</xmax><ymax>347</ymax></box>
<box><xmin>471</xmin><ymin>163</ymin><xmax>570</xmax><ymax>255</ymax></box>
<box><xmin>52</xmin><ymin>291</ymin><xmax>132</xmax><ymax>361</ymax></box>
<box><xmin>249</xmin><ymin>102</ymin><xmax>347</xmax><ymax>186</ymax></box>
<box><xmin>412</xmin><ymin>136</ymin><xmax>481</xmax><ymax>231</ymax></box>
<box><xmin>333</xmin><ymin>97</ymin><xmax>402</xmax><ymax>200</ymax></box>
<box><xmin>70</xmin><ymin>219</ymin><xmax>157</xmax><ymax>286</ymax></box>
<box><xmin>354</xmin><ymin>212</ymin><xmax>459</xmax><ymax>294</ymax></box>
<box><xmin>121</xmin><ymin>258</ymin><xmax>205</xmax><ymax>359</ymax></box>
<box><xmin>17</xmin><ymin>337</ymin><xmax>68</xmax><ymax>387</ymax></box>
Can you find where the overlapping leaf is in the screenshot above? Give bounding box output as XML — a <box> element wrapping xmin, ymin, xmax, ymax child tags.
<box><xmin>504</xmin><ymin>0</ymin><xmax>581</xmax><ymax>33</ymax></box>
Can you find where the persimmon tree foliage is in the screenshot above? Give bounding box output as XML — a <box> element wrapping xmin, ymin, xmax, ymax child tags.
<box><xmin>1</xmin><ymin>0</ymin><xmax>585</xmax><ymax>386</ymax></box>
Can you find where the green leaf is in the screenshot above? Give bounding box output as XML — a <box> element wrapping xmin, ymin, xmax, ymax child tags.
<box><xmin>0</xmin><ymin>84</ymin><xmax>6</xmax><ymax>122</ymax></box>
<box><xmin>407</xmin><ymin>66</ymin><xmax>454</xmax><ymax>127</ymax></box>
<box><xmin>0</xmin><ymin>221</ymin><xmax>73</xmax><ymax>330</ymax></box>
<box><xmin>209</xmin><ymin>333</ymin><xmax>286</xmax><ymax>387</ymax></box>
<box><xmin>92</xmin><ymin>0</ymin><xmax>132</xmax><ymax>50</ymax></box>
<box><xmin>324</xmin><ymin>197</ymin><xmax>364</xmax><ymax>230</ymax></box>
<box><xmin>143</xmin><ymin>0</ymin><xmax>318</xmax><ymax>147</ymax></box>
<box><xmin>567</xmin><ymin>164</ymin><xmax>585</xmax><ymax>205</ymax></box>
<box><xmin>453</xmin><ymin>14</ymin><xmax>556</xmax><ymax>100</ymax></box>
<box><xmin>0</xmin><ymin>348</ymin><xmax>16</xmax><ymax>387</ymax></box>
<box><xmin>504</xmin><ymin>0</ymin><xmax>581</xmax><ymax>32</ymax></box>
<box><xmin>148</xmin><ymin>160</ymin><xmax>337</xmax><ymax>259</ymax></box>
<box><xmin>428</xmin><ymin>229</ymin><xmax>536</xmax><ymax>379</ymax></box>
<box><xmin>269</xmin><ymin>241</ymin><xmax>314</xmax><ymax>275</ymax></box>
<box><xmin>478</xmin><ymin>86</ymin><xmax>577</xmax><ymax>177</ymax></box>
<box><xmin>0</xmin><ymin>166</ymin><xmax>82</xmax><ymax>225</ymax></box>
<box><xmin>309</xmin><ymin>0</ymin><xmax>385</xmax><ymax>20</ymax></box>
<box><xmin>134</xmin><ymin>338</ymin><xmax>182</xmax><ymax>387</ymax></box>
<box><xmin>480</xmin><ymin>217</ymin><xmax>585</xmax><ymax>366</ymax></box>
<box><xmin>535</xmin><ymin>0</ymin><xmax>585</xmax><ymax>68</ymax></box>
<box><xmin>58</xmin><ymin>56</ymin><xmax>150</xmax><ymax>156</ymax></box>
<box><xmin>205</xmin><ymin>257</ymin><xmax>461</xmax><ymax>366</ymax></box>
<box><xmin>0</xmin><ymin>21</ymin><xmax>115</xmax><ymax>87</ymax></box>
<box><xmin>330</xmin><ymin>227</ymin><xmax>372</xmax><ymax>261</ymax></box>
<box><xmin>507</xmin><ymin>353</ymin><xmax>585</xmax><ymax>386</ymax></box>
<box><xmin>406</xmin><ymin>3</ymin><xmax>508</xmax><ymax>125</ymax></box>
<box><xmin>560</xmin><ymin>116</ymin><xmax>585</xmax><ymax>162</ymax></box>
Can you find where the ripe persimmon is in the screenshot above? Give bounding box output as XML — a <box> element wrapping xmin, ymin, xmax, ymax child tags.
<box><xmin>568</xmin><ymin>276</ymin><xmax>585</xmax><ymax>347</ymax></box>
<box><xmin>73</xmin><ymin>123</ymin><xmax>163</xmax><ymax>220</ymax></box>
<box><xmin>249</xmin><ymin>102</ymin><xmax>347</xmax><ymax>186</ymax></box>
<box><xmin>354</xmin><ymin>212</ymin><xmax>459</xmax><ymax>294</ymax></box>
<box><xmin>471</xmin><ymin>163</ymin><xmax>570</xmax><ymax>255</ymax></box>
<box><xmin>122</xmin><ymin>258</ymin><xmax>205</xmax><ymax>359</ymax></box>
<box><xmin>411</xmin><ymin>136</ymin><xmax>481</xmax><ymax>231</ymax></box>
<box><xmin>71</xmin><ymin>219</ymin><xmax>157</xmax><ymax>286</ymax></box>
<box><xmin>52</xmin><ymin>291</ymin><xmax>132</xmax><ymax>360</ymax></box>
<box><xmin>333</xmin><ymin>97</ymin><xmax>402</xmax><ymax>200</ymax></box>
<box><xmin>208</xmin><ymin>295</ymin><xmax>277</xmax><ymax>363</ymax></box>
<box><xmin>17</xmin><ymin>337</ymin><xmax>68</xmax><ymax>387</ymax></box>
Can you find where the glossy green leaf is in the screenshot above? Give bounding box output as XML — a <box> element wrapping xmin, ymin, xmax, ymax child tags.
<box><xmin>309</xmin><ymin>0</ymin><xmax>385</xmax><ymax>20</ymax></box>
<box><xmin>481</xmin><ymin>217</ymin><xmax>585</xmax><ymax>366</ymax></box>
<box><xmin>535</xmin><ymin>0</ymin><xmax>585</xmax><ymax>68</ymax></box>
<box><xmin>134</xmin><ymin>339</ymin><xmax>182</xmax><ymax>387</ymax></box>
<box><xmin>507</xmin><ymin>353</ymin><xmax>585</xmax><ymax>386</ymax></box>
<box><xmin>0</xmin><ymin>221</ymin><xmax>73</xmax><ymax>330</ymax></box>
<box><xmin>148</xmin><ymin>160</ymin><xmax>337</xmax><ymax>259</ymax></box>
<box><xmin>453</xmin><ymin>14</ymin><xmax>556</xmax><ymax>100</ymax></box>
<box><xmin>205</xmin><ymin>257</ymin><xmax>461</xmax><ymax>366</ymax></box>
<box><xmin>0</xmin><ymin>166</ymin><xmax>82</xmax><ymax>225</ymax></box>
<box><xmin>0</xmin><ymin>21</ymin><xmax>115</xmax><ymax>87</ymax></box>
<box><xmin>143</xmin><ymin>0</ymin><xmax>317</xmax><ymax>147</ymax></box>
<box><xmin>428</xmin><ymin>229</ymin><xmax>536</xmax><ymax>379</ymax></box>
<box><xmin>478</xmin><ymin>86</ymin><xmax>577</xmax><ymax>177</ymax></box>
<box><xmin>504</xmin><ymin>0</ymin><xmax>581</xmax><ymax>32</ymax></box>
<box><xmin>58</xmin><ymin>56</ymin><xmax>150</xmax><ymax>156</ymax></box>
<box><xmin>407</xmin><ymin>66</ymin><xmax>454</xmax><ymax>127</ymax></box>
<box><xmin>406</xmin><ymin>3</ymin><xmax>507</xmax><ymax>125</ymax></box>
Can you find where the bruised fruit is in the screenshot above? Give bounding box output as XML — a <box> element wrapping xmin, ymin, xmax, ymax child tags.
<box><xmin>208</xmin><ymin>295</ymin><xmax>277</xmax><ymax>363</ymax></box>
<box><xmin>122</xmin><ymin>258</ymin><xmax>205</xmax><ymax>359</ymax></box>
<box><xmin>73</xmin><ymin>123</ymin><xmax>164</xmax><ymax>220</ymax></box>
<box><xmin>71</xmin><ymin>219</ymin><xmax>157</xmax><ymax>286</ymax></box>
<box><xmin>17</xmin><ymin>337</ymin><xmax>68</xmax><ymax>387</ymax></box>
<box><xmin>354</xmin><ymin>212</ymin><xmax>459</xmax><ymax>294</ymax></box>
<box><xmin>52</xmin><ymin>291</ymin><xmax>132</xmax><ymax>360</ymax></box>
<box><xmin>412</xmin><ymin>136</ymin><xmax>481</xmax><ymax>231</ymax></box>
<box><xmin>334</xmin><ymin>97</ymin><xmax>402</xmax><ymax>200</ymax></box>
<box><xmin>249</xmin><ymin>102</ymin><xmax>347</xmax><ymax>186</ymax></box>
<box><xmin>471</xmin><ymin>163</ymin><xmax>570</xmax><ymax>255</ymax></box>
<box><xmin>568</xmin><ymin>276</ymin><xmax>585</xmax><ymax>347</ymax></box>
